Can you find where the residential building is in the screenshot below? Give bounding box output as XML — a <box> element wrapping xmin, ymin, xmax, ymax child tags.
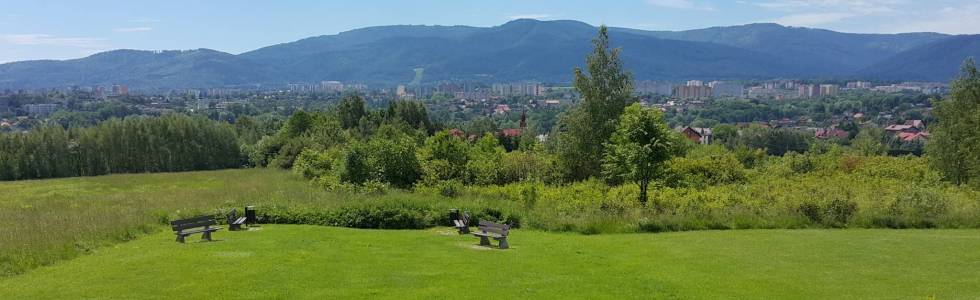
<box><xmin>635</xmin><ymin>80</ymin><xmax>674</xmax><ymax>95</ymax></box>
<box><xmin>680</xmin><ymin>127</ymin><xmax>712</xmax><ymax>144</ymax></box>
<box><xmin>885</xmin><ymin>120</ymin><xmax>926</xmax><ymax>134</ymax></box>
<box><xmin>24</xmin><ymin>103</ymin><xmax>58</xmax><ymax>116</ymax></box>
<box><xmin>847</xmin><ymin>81</ymin><xmax>872</xmax><ymax>89</ymax></box>
<box><xmin>797</xmin><ymin>84</ymin><xmax>821</xmax><ymax>98</ymax></box>
<box><xmin>492</xmin><ymin>82</ymin><xmax>543</xmax><ymax>97</ymax></box>
<box><xmin>819</xmin><ymin>84</ymin><xmax>839</xmax><ymax>96</ymax></box>
<box><xmin>815</xmin><ymin>127</ymin><xmax>849</xmax><ymax>139</ymax></box>
<box><xmin>111</xmin><ymin>84</ymin><xmax>129</xmax><ymax>96</ymax></box>
<box><xmin>396</xmin><ymin>85</ymin><xmax>407</xmax><ymax>98</ymax></box>
<box><xmin>897</xmin><ymin>131</ymin><xmax>930</xmax><ymax>142</ymax></box>
<box><xmin>673</xmin><ymin>85</ymin><xmax>712</xmax><ymax>100</ymax></box>
<box><xmin>494</xmin><ymin>104</ymin><xmax>511</xmax><ymax>115</ymax></box>
<box><xmin>321</xmin><ymin>81</ymin><xmax>344</xmax><ymax>92</ymax></box>
<box><xmin>709</xmin><ymin>81</ymin><xmax>743</xmax><ymax>97</ymax></box>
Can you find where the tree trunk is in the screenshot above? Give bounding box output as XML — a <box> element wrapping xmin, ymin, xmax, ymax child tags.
<box><xmin>639</xmin><ymin>179</ymin><xmax>649</xmax><ymax>205</ymax></box>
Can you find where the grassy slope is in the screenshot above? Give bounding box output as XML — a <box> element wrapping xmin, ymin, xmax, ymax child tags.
<box><xmin>1</xmin><ymin>225</ymin><xmax>978</xmax><ymax>299</ymax></box>
<box><xmin>0</xmin><ymin>169</ymin><xmax>513</xmax><ymax>276</ymax></box>
<box><xmin>0</xmin><ymin>169</ymin><xmax>345</xmax><ymax>275</ymax></box>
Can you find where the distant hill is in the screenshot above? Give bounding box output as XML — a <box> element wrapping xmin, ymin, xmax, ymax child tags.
<box><xmin>858</xmin><ymin>35</ymin><xmax>980</xmax><ymax>81</ymax></box>
<box><xmin>615</xmin><ymin>23</ymin><xmax>947</xmax><ymax>74</ymax></box>
<box><xmin>0</xmin><ymin>20</ymin><xmax>971</xmax><ymax>89</ymax></box>
<box><xmin>0</xmin><ymin>49</ymin><xmax>280</xmax><ymax>89</ymax></box>
<box><xmin>241</xmin><ymin>19</ymin><xmax>805</xmax><ymax>84</ymax></box>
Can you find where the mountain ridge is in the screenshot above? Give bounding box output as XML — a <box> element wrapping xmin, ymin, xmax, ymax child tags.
<box><xmin>0</xmin><ymin>19</ymin><xmax>975</xmax><ymax>89</ymax></box>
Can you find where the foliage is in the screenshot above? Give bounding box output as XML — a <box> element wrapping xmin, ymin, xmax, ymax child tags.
<box><xmin>557</xmin><ymin>25</ymin><xmax>634</xmax><ymax>182</ymax></box>
<box><xmin>851</xmin><ymin>127</ymin><xmax>888</xmax><ymax>156</ymax></box>
<box><xmin>0</xmin><ymin>114</ymin><xmax>240</xmax><ymax>181</ymax></box>
<box><xmin>928</xmin><ymin>58</ymin><xmax>980</xmax><ymax>187</ymax></box>
<box><xmin>602</xmin><ymin>103</ymin><xmax>674</xmax><ymax>203</ymax></box>
<box><xmin>337</xmin><ymin>94</ymin><xmax>367</xmax><ymax>129</ymax></box>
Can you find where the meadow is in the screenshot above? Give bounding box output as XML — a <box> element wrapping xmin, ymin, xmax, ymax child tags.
<box><xmin>3</xmin><ymin>153</ymin><xmax>980</xmax><ymax>278</ymax></box>
<box><xmin>0</xmin><ymin>169</ymin><xmax>517</xmax><ymax>276</ymax></box>
<box><xmin>1</xmin><ymin>225</ymin><xmax>978</xmax><ymax>299</ymax></box>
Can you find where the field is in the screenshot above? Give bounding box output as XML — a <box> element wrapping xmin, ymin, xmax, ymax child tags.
<box><xmin>1</xmin><ymin>225</ymin><xmax>978</xmax><ymax>299</ymax></box>
<box><xmin>2</xmin><ymin>169</ymin><xmax>980</xmax><ymax>298</ymax></box>
<box><xmin>0</xmin><ymin>169</ymin><xmax>522</xmax><ymax>276</ymax></box>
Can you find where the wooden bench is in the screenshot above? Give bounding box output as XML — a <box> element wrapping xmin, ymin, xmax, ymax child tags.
<box><xmin>472</xmin><ymin>220</ymin><xmax>510</xmax><ymax>249</ymax></box>
<box><xmin>452</xmin><ymin>210</ymin><xmax>471</xmax><ymax>234</ymax></box>
<box><xmin>171</xmin><ymin>215</ymin><xmax>221</xmax><ymax>243</ymax></box>
<box><xmin>226</xmin><ymin>209</ymin><xmax>247</xmax><ymax>231</ymax></box>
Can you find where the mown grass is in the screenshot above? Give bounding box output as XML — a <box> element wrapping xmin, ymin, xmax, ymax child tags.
<box><xmin>1</xmin><ymin>225</ymin><xmax>978</xmax><ymax>299</ymax></box>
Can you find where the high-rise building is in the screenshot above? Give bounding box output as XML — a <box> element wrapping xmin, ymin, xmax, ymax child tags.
<box><xmin>846</xmin><ymin>81</ymin><xmax>872</xmax><ymax>89</ymax></box>
<box><xmin>686</xmin><ymin>80</ymin><xmax>704</xmax><ymax>87</ymax></box>
<box><xmin>396</xmin><ymin>85</ymin><xmax>407</xmax><ymax>97</ymax></box>
<box><xmin>673</xmin><ymin>85</ymin><xmax>712</xmax><ymax>100</ymax></box>
<box><xmin>797</xmin><ymin>84</ymin><xmax>821</xmax><ymax>98</ymax></box>
<box><xmin>708</xmin><ymin>81</ymin><xmax>743</xmax><ymax>98</ymax></box>
<box><xmin>111</xmin><ymin>84</ymin><xmax>129</xmax><ymax>96</ymax></box>
<box><xmin>635</xmin><ymin>80</ymin><xmax>674</xmax><ymax>96</ymax></box>
<box><xmin>24</xmin><ymin>103</ymin><xmax>58</xmax><ymax>116</ymax></box>
<box><xmin>492</xmin><ymin>82</ymin><xmax>543</xmax><ymax>97</ymax></box>
<box><xmin>321</xmin><ymin>81</ymin><xmax>344</xmax><ymax>92</ymax></box>
<box><xmin>820</xmin><ymin>84</ymin><xmax>839</xmax><ymax>96</ymax></box>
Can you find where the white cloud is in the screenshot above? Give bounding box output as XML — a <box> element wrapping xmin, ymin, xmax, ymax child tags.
<box><xmin>1</xmin><ymin>34</ymin><xmax>107</xmax><ymax>48</ymax></box>
<box><xmin>750</xmin><ymin>0</ymin><xmax>900</xmax><ymax>14</ymax></box>
<box><xmin>647</xmin><ymin>0</ymin><xmax>717</xmax><ymax>11</ymax></box>
<box><xmin>884</xmin><ymin>4</ymin><xmax>980</xmax><ymax>34</ymax></box>
<box><xmin>774</xmin><ymin>12</ymin><xmax>855</xmax><ymax>26</ymax></box>
<box><xmin>113</xmin><ymin>27</ymin><xmax>153</xmax><ymax>33</ymax></box>
<box><xmin>508</xmin><ymin>14</ymin><xmax>551</xmax><ymax>20</ymax></box>
<box><xmin>128</xmin><ymin>17</ymin><xmax>161</xmax><ymax>23</ymax></box>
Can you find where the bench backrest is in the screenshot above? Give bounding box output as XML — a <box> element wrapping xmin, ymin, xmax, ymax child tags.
<box><xmin>226</xmin><ymin>209</ymin><xmax>238</xmax><ymax>223</ymax></box>
<box><xmin>477</xmin><ymin>220</ymin><xmax>509</xmax><ymax>236</ymax></box>
<box><xmin>460</xmin><ymin>212</ymin><xmax>470</xmax><ymax>225</ymax></box>
<box><xmin>171</xmin><ymin>215</ymin><xmax>216</xmax><ymax>232</ymax></box>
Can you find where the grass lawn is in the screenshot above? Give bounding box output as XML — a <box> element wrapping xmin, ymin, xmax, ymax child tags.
<box><xmin>1</xmin><ymin>225</ymin><xmax>978</xmax><ymax>299</ymax></box>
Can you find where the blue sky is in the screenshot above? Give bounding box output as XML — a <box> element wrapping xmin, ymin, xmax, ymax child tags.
<box><xmin>2</xmin><ymin>0</ymin><xmax>979</xmax><ymax>63</ymax></box>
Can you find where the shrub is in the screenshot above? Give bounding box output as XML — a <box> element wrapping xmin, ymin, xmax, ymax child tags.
<box><xmin>293</xmin><ymin>148</ymin><xmax>340</xmax><ymax>179</ymax></box>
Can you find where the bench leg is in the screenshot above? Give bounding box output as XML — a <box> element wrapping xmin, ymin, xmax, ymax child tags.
<box><xmin>202</xmin><ymin>231</ymin><xmax>212</xmax><ymax>242</ymax></box>
<box><xmin>176</xmin><ymin>234</ymin><xmax>185</xmax><ymax>243</ymax></box>
<box><xmin>497</xmin><ymin>237</ymin><xmax>509</xmax><ymax>249</ymax></box>
<box><xmin>458</xmin><ymin>227</ymin><xmax>470</xmax><ymax>234</ymax></box>
<box><xmin>479</xmin><ymin>235</ymin><xmax>490</xmax><ymax>246</ymax></box>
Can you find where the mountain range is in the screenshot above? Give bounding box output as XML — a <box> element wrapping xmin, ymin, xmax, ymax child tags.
<box><xmin>1</xmin><ymin>19</ymin><xmax>978</xmax><ymax>89</ymax></box>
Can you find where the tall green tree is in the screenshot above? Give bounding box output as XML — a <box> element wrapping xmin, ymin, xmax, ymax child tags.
<box><xmin>602</xmin><ymin>103</ymin><xmax>674</xmax><ymax>204</ymax></box>
<box><xmin>338</xmin><ymin>94</ymin><xmax>366</xmax><ymax>129</ymax></box>
<box><xmin>928</xmin><ymin>58</ymin><xmax>980</xmax><ymax>187</ymax></box>
<box><xmin>557</xmin><ymin>25</ymin><xmax>634</xmax><ymax>181</ymax></box>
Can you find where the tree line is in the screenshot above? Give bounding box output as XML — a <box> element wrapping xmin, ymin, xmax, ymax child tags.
<box><xmin>0</xmin><ymin>114</ymin><xmax>240</xmax><ymax>180</ymax></box>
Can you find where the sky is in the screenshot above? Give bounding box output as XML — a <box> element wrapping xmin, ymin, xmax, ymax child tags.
<box><xmin>1</xmin><ymin>0</ymin><xmax>979</xmax><ymax>63</ymax></box>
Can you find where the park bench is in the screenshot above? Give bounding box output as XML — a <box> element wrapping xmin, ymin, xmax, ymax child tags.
<box><xmin>472</xmin><ymin>220</ymin><xmax>510</xmax><ymax>249</ymax></box>
<box><xmin>171</xmin><ymin>215</ymin><xmax>221</xmax><ymax>243</ymax></box>
<box><xmin>451</xmin><ymin>209</ymin><xmax>471</xmax><ymax>234</ymax></box>
<box><xmin>226</xmin><ymin>209</ymin><xmax>247</xmax><ymax>231</ymax></box>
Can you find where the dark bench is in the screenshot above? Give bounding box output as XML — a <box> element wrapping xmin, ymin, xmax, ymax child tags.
<box><xmin>451</xmin><ymin>209</ymin><xmax>471</xmax><ymax>234</ymax></box>
<box><xmin>226</xmin><ymin>209</ymin><xmax>247</xmax><ymax>231</ymax></box>
<box><xmin>171</xmin><ymin>215</ymin><xmax>221</xmax><ymax>243</ymax></box>
<box><xmin>472</xmin><ymin>220</ymin><xmax>510</xmax><ymax>249</ymax></box>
